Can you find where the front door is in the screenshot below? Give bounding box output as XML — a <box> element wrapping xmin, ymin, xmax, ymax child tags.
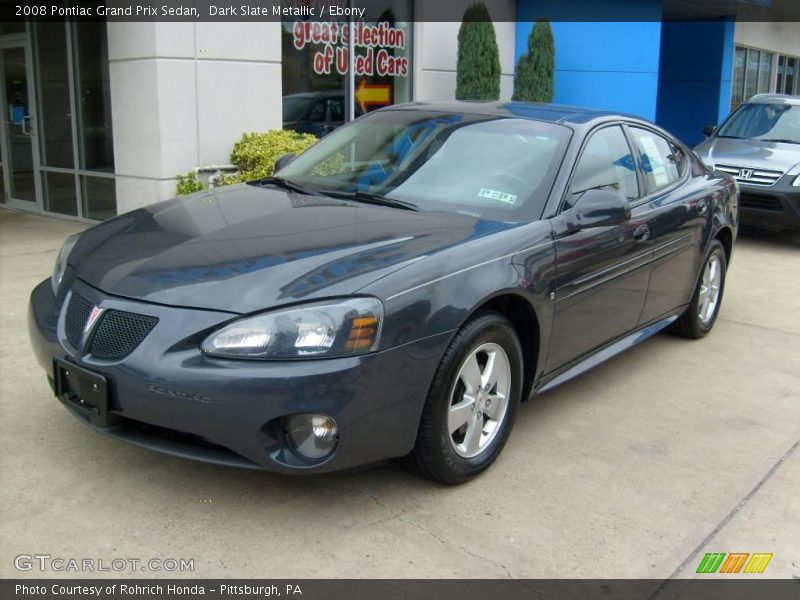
<box><xmin>546</xmin><ymin>124</ymin><xmax>653</xmax><ymax>372</ymax></box>
<box><xmin>626</xmin><ymin>126</ymin><xmax>708</xmax><ymax>322</ymax></box>
<box><xmin>0</xmin><ymin>41</ymin><xmax>41</xmax><ymax>211</ymax></box>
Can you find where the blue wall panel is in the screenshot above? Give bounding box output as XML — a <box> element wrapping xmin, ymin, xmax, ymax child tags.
<box><xmin>515</xmin><ymin>0</ymin><xmax>663</xmax><ymax>120</ymax></box>
<box><xmin>656</xmin><ymin>19</ymin><xmax>735</xmax><ymax>147</ymax></box>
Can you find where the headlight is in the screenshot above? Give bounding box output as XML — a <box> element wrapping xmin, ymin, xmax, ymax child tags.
<box><xmin>51</xmin><ymin>233</ymin><xmax>80</xmax><ymax>296</ymax></box>
<box><xmin>201</xmin><ymin>297</ymin><xmax>383</xmax><ymax>359</ymax></box>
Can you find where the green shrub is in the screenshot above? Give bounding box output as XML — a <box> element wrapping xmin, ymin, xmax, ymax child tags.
<box><xmin>175</xmin><ymin>129</ymin><xmax>319</xmax><ymax>195</ymax></box>
<box><xmin>226</xmin><ymin>129</ymin><xmax>318</xmax><ymax>183</ymax></box>
<box><xmin>512</xmin><ymin>19</ymin><xmax>555</xmax><ymax>103</ymax></box>
<box><xmin>175</xmin><ymin>172</ymin><xmax>205</xmax><ymax>196</ymax></box>
<box><xmin>456</xmin><ymin>3</ymin><xmax>501</xmax><ymax>101</ymax></box>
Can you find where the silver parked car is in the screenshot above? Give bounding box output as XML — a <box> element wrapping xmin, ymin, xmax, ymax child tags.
<box><xmin>695</xmin><ymin>94</ymin><xmax>800</xmax><ymax>231</ymax></box>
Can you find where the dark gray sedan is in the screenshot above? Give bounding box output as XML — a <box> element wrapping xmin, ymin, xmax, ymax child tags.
<box><xmin>29</xmin><ymin>102</ymin><xmax>738</xmax><ymax>484</ymax></box>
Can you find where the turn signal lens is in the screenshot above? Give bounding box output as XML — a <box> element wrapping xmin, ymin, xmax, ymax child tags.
<box><xmin>346</xmin><ymin>315</ymin><xmax>379</xmax><ymax>350</ymax></box>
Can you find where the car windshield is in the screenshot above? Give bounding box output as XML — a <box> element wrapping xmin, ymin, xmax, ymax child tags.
<box><xmin>274</xmin><ymin>109</ymin><xmax>572</xmax><ymax>222</ymax></box>
<box><xmin>283</xmin><ymin>95</ymin><xmax>313</xmax><ymax>122</ymax></box>
<box><xmin>717</xmin><ymin>103</ymin><xmax>800</xmax><ymax>144</ymax></box>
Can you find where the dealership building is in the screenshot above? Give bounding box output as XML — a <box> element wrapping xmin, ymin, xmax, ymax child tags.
<box><xmin>0</xmin><ymin>0</ymin><xmax>798</xmax><ymax>221</ymax></box>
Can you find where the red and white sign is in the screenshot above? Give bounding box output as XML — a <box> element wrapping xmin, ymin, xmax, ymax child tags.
<box><xmin>292</xmin><ymin>21</ymin><xmax>410</xmax><ymax>79</ymax></box>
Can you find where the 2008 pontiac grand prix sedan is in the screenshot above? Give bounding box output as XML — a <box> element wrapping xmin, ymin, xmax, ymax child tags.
<box><xmin>29</xmin><ymin>102</ymin><xmax>737</xmax><ymax>484</ymax></box>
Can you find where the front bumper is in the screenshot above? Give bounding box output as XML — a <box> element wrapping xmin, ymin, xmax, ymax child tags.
<box><xmin>28</xmin><ymin>278</ymin><xmax>450</xmax><ymax>474</ymax></box>
<box><xmin>737</xmin><ymin>177</ymin><xmax>800</xmax><ymax>231</ymax></box>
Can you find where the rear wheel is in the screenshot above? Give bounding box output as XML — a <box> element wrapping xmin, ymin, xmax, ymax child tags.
<box><xmin>671</xmin><ymin>240</ymin><xmax>727</xmax><ymax>339</ymax></box>
<box><xmin>404</xmin><ymin>312</ymin><xmax>523</xmax><ymax>484</ymax></box>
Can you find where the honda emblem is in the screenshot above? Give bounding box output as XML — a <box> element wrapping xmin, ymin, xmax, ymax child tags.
<box><xmin>738</xmin><ymin>168</ymin><xmax>754</xmax><ymax>180</ymax></box>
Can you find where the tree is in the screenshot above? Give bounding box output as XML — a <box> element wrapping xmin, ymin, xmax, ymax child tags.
<box><xmin>512</xmin><ymin>19</ymin><xmax>555</xmax><ymax>103</ymax></box>
<box><xmin>456</xmin><ymin>3</ymin><xmax>501</xmax><ymax>101</ymax></box>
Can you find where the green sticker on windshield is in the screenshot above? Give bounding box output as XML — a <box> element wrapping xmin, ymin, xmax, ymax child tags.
<box><xmin>479</xmin><ymin>188</ymin><xmax>518</xmax><ymax>205</ymax></box>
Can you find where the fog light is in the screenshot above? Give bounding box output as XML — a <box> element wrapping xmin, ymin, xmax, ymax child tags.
<box><xmin>285</xmin><ymin>414</ymin><xmax>338</xmax><ymax>460</ymax></box>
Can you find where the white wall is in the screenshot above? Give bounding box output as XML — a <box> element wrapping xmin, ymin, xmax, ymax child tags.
<box><xmin>413</xmin><ymin>0</ymin><xmax>517</xmax><ymax>102</ymax></box>
<box><xmin>107</xmin><ymin>22</ymin><xmax>282</xmax><ymax>214</ymax></box>
<box><xmin>734</xmin><ymin>22</ymin><xmax>800</xmax><ymax>58</ymax></box>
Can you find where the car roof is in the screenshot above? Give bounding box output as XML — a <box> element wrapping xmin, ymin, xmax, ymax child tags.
<box><xmin>283</xmin><ymin>91</ymin><xmax>343</xmax><ymax>100</ymax></box>
<box><xmin>382</xmin><ymin>100</ymin><xmax>647</xmax><ymax>127</ymax></box>
<box><xmin>745</xmin><ymin>94</ymin><xmax>800</xmax><ymax>106</ymax></box>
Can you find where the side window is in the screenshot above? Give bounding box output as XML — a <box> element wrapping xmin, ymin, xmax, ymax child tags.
<box><xmin>308</xmin><ymin>100</ymin><xmax>328</xmax><ymax>123</ymax></box>
<box><xmin>329</xmin><ymin>98</ymin><xmax>344</xmax><ymax>122</ymax></box>
<box><xmin>629</xmin><ymin>128</ymin><xmax>682</xmax><ymax>194</ymax></box>
<box><xmin>569</xmin><ymin>126</ymin><xmax>639</xmax><ymax>208</ymax></box>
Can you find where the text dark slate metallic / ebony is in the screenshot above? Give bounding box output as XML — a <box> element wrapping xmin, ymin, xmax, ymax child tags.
<box><xmin>28</xmin><ymin>101</ymin><xmax>738</xmax><ymax>484</ymax></box>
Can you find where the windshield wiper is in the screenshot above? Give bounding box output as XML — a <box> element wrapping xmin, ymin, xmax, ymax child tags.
<box><xmin>255</xmin><ymin>176</ymin><xmax>322</xmax><ymax>196</ymax></box>
<box><xmin>320</xmin><ymin>190</ymin><xmax>419</xmax><ymax>211</ymax></box>
<box><xmin>760</xmin><ymin>138</ymin><xmax>800</xmax><ymax>145</ymax></box>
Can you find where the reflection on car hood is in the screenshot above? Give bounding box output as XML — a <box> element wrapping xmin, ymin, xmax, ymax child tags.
<box><xmin>70</xmin><ymin>184</ymin><xmax>508</xmax><ymax>314</ymax></box>
<box><xmin>695</xmin><ymin>136</ymin><xmax>800</xmax><ymax>172</ymax></box>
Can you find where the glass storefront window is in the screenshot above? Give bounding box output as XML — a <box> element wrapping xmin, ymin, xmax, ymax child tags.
<box><xmin>81</xmin><ymin>175</ymin><xmax>116</xmax><ymax>221</ymax></box>
<box><xmin>785</xmin><ymin>57</ymin><xmax>797</xmax><ymax>95</ymax></box>
<box><xmin>282</xmin><ymin>1</ymin><xmax>413</xmax><ymax>136</ymax></box>
<box><xmin>74</xmin><ymin>22</ymin><xmax>114</xmax><ymax>172</ymax></box>
<box><xmin>732</xmin><ymin>46</ymin><xmax>780</xmax><ymax>110</ymax></box>
<box><xmin>744</xmin><ymin>48</ymin><xmax>759</xmax><ymax>99</ymax></box>
<box><xmin>8</xmin><ymin>21</ymin><xmax>118</xmax><ymax>220</ymax></box>
<box><xmin>731</xmin><ymin>47</ymin><xmax>746</xmax><ymax>108</ymax></box>
<box><xmin>758</xmin><ymin>51</ymin><xmax>773</xmax><ymax>94</ymax></box>
<box><xmin>43</xmin><ymin>171</ymin><xmax>77</xmax><ymax>216</ymax></box>
<box><xmin>34</xmin><ymin>22</ymin><xmax>74</xmax><ymax>169</ymax></box>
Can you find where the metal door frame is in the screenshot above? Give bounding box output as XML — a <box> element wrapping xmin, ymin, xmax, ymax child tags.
<box><xmin>0</xmin><ymin>31</ymin><xmax>44</xmax><ymax>212</ymax></box>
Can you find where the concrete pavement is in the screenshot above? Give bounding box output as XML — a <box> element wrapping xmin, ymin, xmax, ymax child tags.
<box><xmin>1</xmin><ymin>207</ymin><xmax>798</xmax><ymax>579</ymax></box>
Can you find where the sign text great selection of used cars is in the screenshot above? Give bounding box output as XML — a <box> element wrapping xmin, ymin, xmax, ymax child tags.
<box><xmin>29</xmin><ymin>102</ymin><xmax>737</xmax><ymax>484</ymax></box>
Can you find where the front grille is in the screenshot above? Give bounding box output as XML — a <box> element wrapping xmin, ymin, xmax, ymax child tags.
<box><xmin>739</xmin><ymin>193</ymin><xmax>783</xmax><ymax>212</ymax></box>
<box><xmin>715</xmin><ymin>164</ymin><xmax>783</xmax><ymax>187</ymax></box>
<box><xmin>64</xmin><ymin>292</ymin><xmax>94</xmax><ymax>349</ymax></box>
<box><xmin>90</xmin><ymin>310</ymin><xmax>158</xmax><ymax>360</ymax></box>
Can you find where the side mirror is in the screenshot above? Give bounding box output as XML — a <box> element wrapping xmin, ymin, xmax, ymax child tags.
<box><xmin>568</xmin><ymin>189</ymin><xmax>631</xmax><ymax>231</ymax></box>
<box><xmin>703</xmin><ymin>124</ymin><xmax>716</xmax><ymax>138</ymax></box>
<box><xmin>273</xmin><ymin>152</ymin><xmax>295</xmax><ymax>173</ymax></box>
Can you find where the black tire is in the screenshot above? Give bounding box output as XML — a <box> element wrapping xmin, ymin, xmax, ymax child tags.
<box><xmin>404</xmin><ymin>311</ymin><xmax>523</xmax><ymax>484</ymax></box>
<box><xmin>670</xmin><ymin>240</ymin><xmax>727</xmax><ymax>339</ymax></box>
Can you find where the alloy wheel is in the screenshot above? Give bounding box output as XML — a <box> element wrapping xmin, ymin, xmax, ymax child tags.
<box><xmin>447</xmin><ymin>342</ymin><xmax>511</xmax><ymax>459</ymax></box>
<box><xmin>697</xmin><ymin>254</ymin><xmax>722</xmax><ymax>325</ymax></box>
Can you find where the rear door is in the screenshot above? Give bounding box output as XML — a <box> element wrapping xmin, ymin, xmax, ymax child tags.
<box><xmin>546</xmin><ymin>125</ymin><xmax>653</xmax><ymax>372</ymax></box>
<box><xmin>626</xmin><ymin>126</ymin><xmax>708</xmax><ymax>322</ymax></box>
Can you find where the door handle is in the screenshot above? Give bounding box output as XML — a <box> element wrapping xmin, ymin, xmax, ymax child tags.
<box><xmin>697</xmin><ymin>199</ymin><xmax>708</xmax><ymax>216</ymax></box>
<box><xmin>22</xmin><ymin>115</ymin><xmax>32</xmax><ymax>136</ymax></box>
<box><xmin>633</xmin><ymin>224</ymin><xmax>650</xmax><ymax>242</ymax></box>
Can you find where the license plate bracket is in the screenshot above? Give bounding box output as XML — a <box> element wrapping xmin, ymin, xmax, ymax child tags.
<box><xmin>53</xmin><ymin>359</ymin><xmax>117</xmax><ymax>427</ymax></box>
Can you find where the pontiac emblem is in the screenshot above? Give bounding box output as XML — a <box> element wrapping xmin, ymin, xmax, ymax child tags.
<box><xmin>83</xmin><ymin>305</ymin><xmax>105</xmax><ymax>337</ymax></box>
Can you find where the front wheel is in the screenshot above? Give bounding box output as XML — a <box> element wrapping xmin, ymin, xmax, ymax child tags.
<box><xmin>671</xmin><ymin>240</ymin><xmax>727</xmax><ymax>339</ymax></box>
<box><xmin>404</xmin><ymin>312</ymin><xmax>523</xmax><ymax>484</ymax></box>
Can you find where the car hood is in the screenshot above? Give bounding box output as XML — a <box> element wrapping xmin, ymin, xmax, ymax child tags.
<box><xmin>695</xmin><ymin>136</ymin><xmax>800</xmax><ymax>172</ymax></box>
<box><xmin>70</xmin><ymin>184</ymin><xmax>506</xmax><ymax>314</ymax></box>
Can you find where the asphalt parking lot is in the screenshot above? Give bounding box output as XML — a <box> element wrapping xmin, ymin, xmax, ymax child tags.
<box><xmin>1</xmin><ymin>207</ymin><xmax>798</xmax><ymax>580</ymax></box>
